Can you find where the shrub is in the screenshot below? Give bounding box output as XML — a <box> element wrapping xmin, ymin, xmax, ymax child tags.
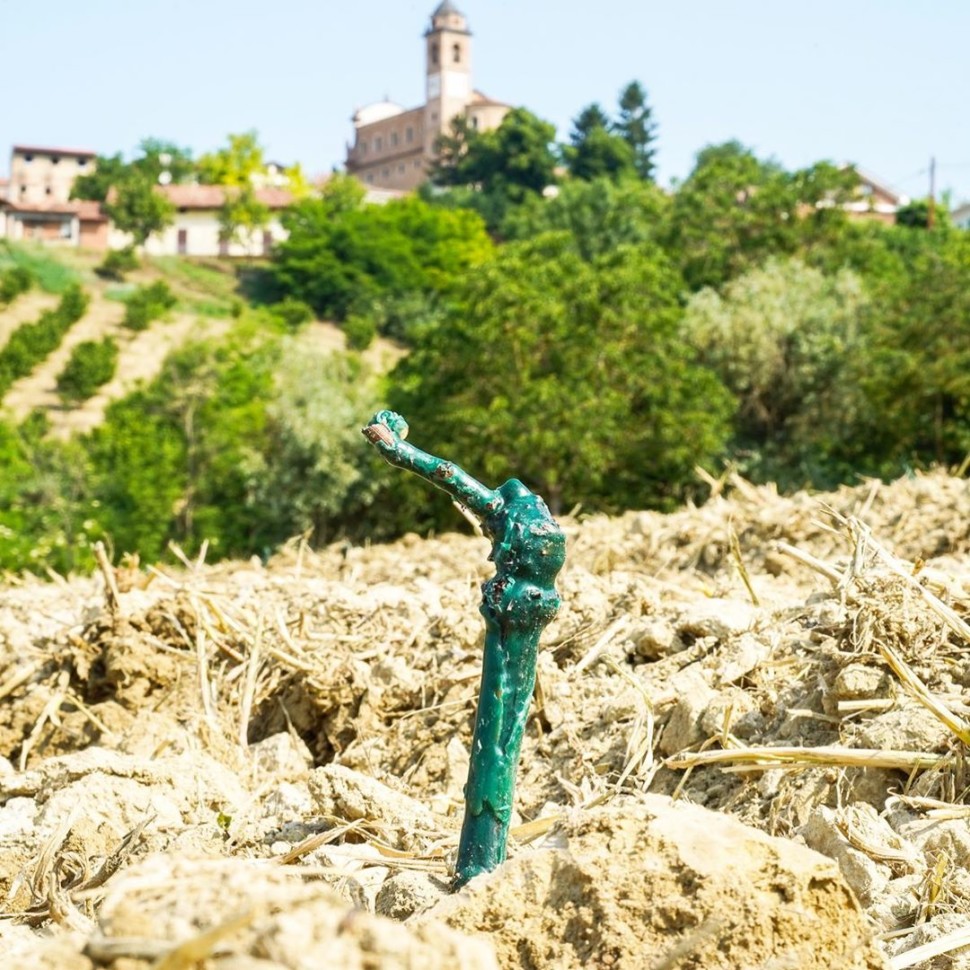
<box><xmin>343</xmin><ymin>312</ymin><xmax>376</xmax><ymax>351</ymax></box>
<box><xmin>270</xmin><ymin>297</ymin><xmax>313</xmax><ymax>330</ymax></box>
<box><xmin>682</xmin><ymin>257</ymin><xmax>869</xmax><ymax>486</ymax></box>
<box><xmin>0</xmin><ymin>283</ymin><xmax>90</xmax><ymax>395</ymax></box>
<box><xmin>95</xmin><ymin>247</ymin><xmax>139</xmax><ymax>281</ymax></box>
<box><xmin>123</xmin><ymin>280</ymin><xmax>177</xmax><ymax>331</ymax></box>
<box><xmin>58</xmin><ymin>283</ymin><xmax>90</xmax><ymax>321</ymax></box>
<box><xmin>0</xmin><ymin>266</ymin><xmax>33</xmax><ymax>306</ymax></box>
<box><xmin>0</xmin><ymin>415</ymin><xmax>99</xmax><ymax>575</ymax></box>
<box><xmin>57</xmin><ymin>337</ymin><xmax>119</xmax><ymax>402</ymax></box>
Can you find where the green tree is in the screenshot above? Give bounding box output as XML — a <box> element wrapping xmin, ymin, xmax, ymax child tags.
<box><xmin>0</xmin><ymin>415</ymin><xmax>97</xmax><ymax>575</ymax></box>
<box><xmin>502</xmin><ymin>176</ymin><xmax>671</xmax><ymax>260</ymax></box>
<box><xmin>197</xmin><ymin>130</ymin><xmax>266</xmax><ymax>187</ymax></box>
<box><xmin>86</xmin><ymin>386</ymin><xmax>188</xmax><ymax>562</ymax></box>
<box><xmin>132</xmin><ymin>137</ymin><xmax>195</xmax><ymax>185</ymax></box>
<box><xmin>272</xmin><ymin>189</ymin><xmax>492</xmax><ymax>329</ymax></box>
<box><xmin>615</xmin><ymin>81</ymin><xmax>658</xmax><ymax>181</ymax></box>
<box><xmin>565</xmin><ymin>104</ymin><xmax>636</xmax><ymax>183</ymax></box>
<box><xmin>103</xmin><ymin>174</ymin><xmax>175</xmax><ymax>247</ymax></box>
<box><xmin>71</xmin><ymin>139</ymin><xmax>194</xmax><ymax>203</ymax></box>
<box><xmin>219</xmin><ymin>185</ymin><xmax>271</xmax><ymax>253</ymax></box>
<box><xmin>87</xmin><ymin>319</ymin><xmax>279</xmax><ymax>561</ymax></box>
<box><xmin>431</xmin><ymin>116</ymin><xmax>477</xmax><ymax>186</ymax></box>
<box><xmin>71</xmin><ymin>153</ymin><xmax>128</xmax><ymax>203</ymax></box>
<box><xmin>243</xmin><ymin>338</ymin><xmax>388</xmax><ymax>545</ymax></box>
<box><xmin>682</xmin><ymin>257</ymin><xmax>869</xmax><ymax>485</ymax></box>
<box><xmin>896</xmin><ymin>197</ymin><xmax>951</xmax><ymax>230</ymax></box>
<box><xmin>667</xmin><ymin>142</ymin><xmax>857</xmax><ymax>290</ymax></box>
<box><xmin>430</xmin><ymin>108</ymin><xmax>558</xmax><ymax>229</ymax></box>
<box><xmin>852</xmin><ymin>230</ymin><xmax>970</xmax><ymax>471</ymax></box>
<box><xmin>389</xmin><ymin>233</ymin><xmax>733</xmax><ymax>521</ymax></box>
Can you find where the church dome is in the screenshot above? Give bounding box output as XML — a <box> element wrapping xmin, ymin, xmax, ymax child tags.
<box><xmin>353</xmin><ymin>100</ymin><xmax>406</xmax><ymax>126</ymax></box>
<box><xmin>433</xmin><ymin>0</ymin><xmax>463</xmax><ymax>15</ymax></box>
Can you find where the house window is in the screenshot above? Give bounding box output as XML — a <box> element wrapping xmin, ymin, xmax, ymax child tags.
<box><xmin>24</xmin><ymin>155</ymin><xmax>33</xmax><ymax>163</ymax></box>
<box><xmin>375</xmin><ymin>136</ymin><xmax>383</xmax><ymax>152</ymax></box>
<box><xmin>60</xmin><ymin>221</ymin><xmax>73</xmax><ymax>239</ymax></box>
<box><xmin>391</xmin><ymin>131</ymin><xmax>399</xmax><ymax>147</ymax></box>
<box><xmin>360</xmin><ymin>141</ymin><xmax>368</xmax><ymax>155</ymax></box>
<box><xmin>366</xmin><ymin>174</ymin><xmax>374</xmax><ymax>183</ymax></box>
<box><xmin>406</xmin><ymin>126</ymin><xmax>414</xmax><ymax>144</ymax></box>
<box><xmin>78</xmin><ymin>158</ymin><xmax>88</xmax><ymax>167</ymax></box>
<box><xmin>470</xmin><ymin>115</ymin><xmax>479</xmax><ymax>129</ymax></box>
<box><xmin>45</xmin><ymin>186</ymin><xmax>52</xmax><ymax>195</ymax></box>
<box><xmin>382</xmin><ymin>168</ymin><xmax>390</xmax><ymax>178</ymax></box>
<box><xmin>51</xmin><ymin>156</ymin><xmax>60</xmax><ymax>165</ymax></box>
<box><xmin>453</xmin><ymin>43</ymin><xmax>461</xmax><ymax>63</ymax></box>
<box><xmin>431</xmin><ymin>42</ymin><xmax>439</xmax><ymax>65</ymax></box>
<box><xmin>398</xmin><ymin>164</ymin><xmax>405</xmax><ymax>173</ymax></box>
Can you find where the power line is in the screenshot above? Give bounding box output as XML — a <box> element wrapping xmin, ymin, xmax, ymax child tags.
<box><xmin>892</xmin><ymin>167</ymin><xmax>929</xmax><ymax>186</ymax></box>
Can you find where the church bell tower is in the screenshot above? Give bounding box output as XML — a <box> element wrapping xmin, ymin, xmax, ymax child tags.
<box><xmin>424</xmin><ymin>1</ymin><xmax>473</xmax><ymax>155</ymax></box>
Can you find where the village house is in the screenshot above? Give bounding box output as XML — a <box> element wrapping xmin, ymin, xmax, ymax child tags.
<box><xmin>843</xmin><ymin>167</ymin><xmax>910</xmax><ymax>225</ymax></box>
<box><xmin>0</xmin><ymin>145</ymin><xmax>108</xmax><ymax>247</ymax></box>
<box><xmin>345</xmin><ymin>1</ymin><xmax>510</xmax><ymax>191</ymax></box>
<box><xmin>0</xmin><ymin>141</ymin><xmax>406</xmax><ymax>256</ymax></box>
<box><xmin>0</xmin><ymin>144</ymin><xmax>296</xmax><ymax>257</ymax></box>
<box><xmin>118</xmin><ymin>184</ymin><xmax>294</xmax><ymax>258</ymax></box>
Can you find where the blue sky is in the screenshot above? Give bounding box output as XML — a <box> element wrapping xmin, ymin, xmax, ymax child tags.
<box><xmin>3</xmin><ymin>0</ymin><xmax>969</xmax><ymax>203</ymax></box>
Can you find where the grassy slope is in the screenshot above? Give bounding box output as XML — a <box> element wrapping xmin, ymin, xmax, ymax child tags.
<box><xmin>0</xmin><ymin>245</ymin><xmax>245</xmax><ymax>430</ymax></box>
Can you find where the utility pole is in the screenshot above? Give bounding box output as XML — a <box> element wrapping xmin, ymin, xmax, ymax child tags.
<box><xmin>928</xmin><ymin>156</ymin><xmax>936</xmax><ymax>228</ymax></box>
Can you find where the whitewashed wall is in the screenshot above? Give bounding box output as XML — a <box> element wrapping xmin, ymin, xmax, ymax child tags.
<box><xmin>110</xmin><ymin>211</ymin><xmax>289</xmax><ymax>257</ymax></box>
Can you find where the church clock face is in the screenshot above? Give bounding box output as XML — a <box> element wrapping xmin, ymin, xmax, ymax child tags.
<box><xmin>443</xmin><ymin>71</ymin><xmax>469</xmax><ymax>99</ymax></box>
<box><xmin>427</xmin><ymin>73</ymin><xmax>441</xmax><ymax>98</ymax></box>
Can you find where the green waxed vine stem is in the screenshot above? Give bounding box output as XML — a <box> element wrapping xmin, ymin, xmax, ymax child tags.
<box><xmin>362</xmin><ymin>410</ymin><xmax>566</xmax><ymax>889</ymax></box>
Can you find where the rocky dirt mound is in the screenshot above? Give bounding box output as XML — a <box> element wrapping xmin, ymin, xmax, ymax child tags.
<box><xmin>3</xmin><ymin>470</ymin><xmax>970</xmax><ymax>968</ymax></box>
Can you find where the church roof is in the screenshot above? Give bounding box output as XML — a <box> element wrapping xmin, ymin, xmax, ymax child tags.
<box><xmin>353</xmin><ymin>100</ymin><xmax>407</xmax><ymax>126</ymax></box>
<box><xmin>433</xmin><ymin>0</ymin><xmax>463</xmax><ymax>16</ymax></box>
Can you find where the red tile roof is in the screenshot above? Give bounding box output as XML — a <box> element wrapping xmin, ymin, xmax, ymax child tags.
<box><xmin>11</xmin><ymin>144</ymin><xmax>97</xmax><ymax>158</ymax></box>
<box><xmin>158</xmin><ymin>184</ymin><xmax>293</xmax><ymax>210</ymax></box>
<box><xmin>469</xmin><ymin>89</ymin><xmax>511</xmax><ymax>108</ymax></box>
<box><xmin>0</xmin><ymin>198</ymin><xmax>107</xmax><ymax>221</ymax></box>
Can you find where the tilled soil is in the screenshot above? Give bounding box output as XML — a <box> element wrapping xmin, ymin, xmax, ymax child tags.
<box><xmin>3</xmin><ymin>471</ymin><xmax>970</xmax><ymax>968</ymax></box>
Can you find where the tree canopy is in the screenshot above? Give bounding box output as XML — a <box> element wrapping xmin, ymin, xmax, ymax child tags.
<box><xmin>667</xmin><ymin>141</ymin><xmax>859</xmax><ymax>290</ymax></box>
<box><xmin>615</xmin><ymin>81</ymin><xmax>658</xmax><ymax>181</ymax></box>
<box><xmin>102</xmin><ymin>176</ymin><xmax>175</xmax><ymax>247</ymax></box>
<box><xmin>271</xmin><ymin>175</ymin><xmax>492</xmax><ymax>327</ymax></box>
<box><xmin>502</xmin><ymin>176</ymin><xmax>670</xmax><ymax>260</ymax></box>
<box><xmin>388</xmin><ymin>234</ymin><xmax>734</xmax><ymax>519</ymax></box>
<box><xmin>197</xmin><ymin>131</ymin><xmax>267</xmax><ymax>188</ymax></box>
<box><xmin>564</xmin><ymin>104</ymin><xmax>637</xmax><ymax>183</ymax></box>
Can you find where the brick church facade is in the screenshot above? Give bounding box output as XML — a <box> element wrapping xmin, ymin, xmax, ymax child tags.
<box><xmin>345</xmin><ymin>2</ymin><xmax>509</xmax><ymax>191</ymax></box>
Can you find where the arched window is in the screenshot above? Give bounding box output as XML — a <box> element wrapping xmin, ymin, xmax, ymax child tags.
<box><xmin>431</xmin><ymin>42</ymin><xmax>439</xmax><ymax>65</ymax></box>
<box><xmin>453</xmin><ymin>42</ymin><xmax>461</xmax><ymax>63</ymax></box>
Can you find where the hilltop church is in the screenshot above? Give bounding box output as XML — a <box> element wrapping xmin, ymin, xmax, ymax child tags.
<box><xmin>345</xmin><ymin>2</ymin><xmax>509</xmax><ymax>191</ymax></box>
